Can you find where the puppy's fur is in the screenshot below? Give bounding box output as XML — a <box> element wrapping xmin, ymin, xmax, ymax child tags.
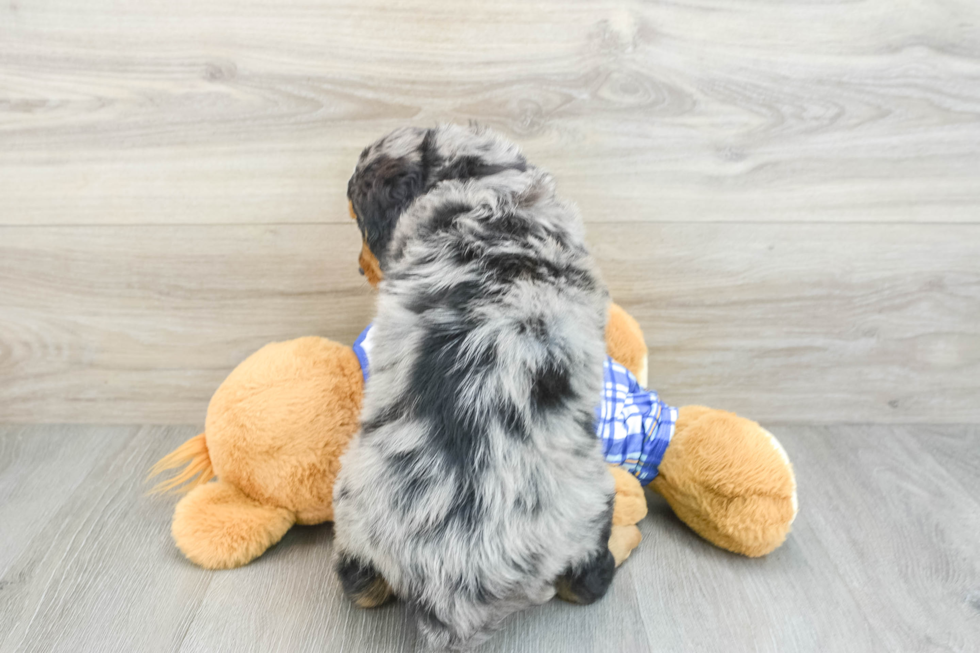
<box><xmin>334</xmin><ymin>125</ymin><xmax>616</xmax><ymax>650</ymax></box>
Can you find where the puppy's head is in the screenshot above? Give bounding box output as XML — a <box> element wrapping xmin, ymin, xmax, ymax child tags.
<box><xmin>346</xmin><ymin>125</ymin><xmax>527</xmax><ymax>287</ymax></box>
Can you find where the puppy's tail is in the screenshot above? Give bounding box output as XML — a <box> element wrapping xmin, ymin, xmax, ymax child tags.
<box><xmin>146</xmin><ymin>432</ymin><xmax>215</xmax><ymax>494</ymax></box>
<box><xmin>414</xmin><ymin>592</ymin><xmax>524</xmax><ymax>651</ymax></box>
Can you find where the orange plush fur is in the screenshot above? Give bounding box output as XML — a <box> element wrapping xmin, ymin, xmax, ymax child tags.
<box><xmin>604</xmin><ymin>303</ymin><xmax>649</xmax><ymax>387</ymax></box>
<box><xmin>150</xmin><ymin>305</ymin><xmax>796</xmax><ymax>569</ymax></box>
<box><xmin>652</xmin><ymin>406</ymin><xmax>797</xmax><ymax>557</ymax></box>
<box><xmin>151</xmin><ymin>337</ymin><xmax>364</xmax><ymax>569</ymax></box>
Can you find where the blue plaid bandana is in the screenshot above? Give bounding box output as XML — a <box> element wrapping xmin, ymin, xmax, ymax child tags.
<box><xmin>594</xmin><ymin>357</ymin><xmax>676</xmax><ymax>485</ymax></box>
<box><xmin>352</xmin><ymin>325</ymin><xmax>676</xmax><ymax>486</ymax></box>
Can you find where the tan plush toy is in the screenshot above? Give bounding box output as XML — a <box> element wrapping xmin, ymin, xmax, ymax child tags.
<box><xmin>150</xmin><ymin>304</ymin><xmax>797</xmax><ymax>570</ymax></box>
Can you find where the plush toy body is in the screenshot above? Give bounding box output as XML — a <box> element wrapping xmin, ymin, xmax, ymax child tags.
<box><xmin>151</xmin><ymin>304</ymin><xmax>797</xmax><ymax>569</ymax></box>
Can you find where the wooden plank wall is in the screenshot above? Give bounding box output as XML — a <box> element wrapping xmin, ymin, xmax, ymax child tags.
<box><xmin>1</xmin><ymin>0</ymin><xmax>978</xmax><ymax>424</ymax></box>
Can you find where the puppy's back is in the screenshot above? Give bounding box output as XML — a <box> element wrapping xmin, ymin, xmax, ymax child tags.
<box><xmin>334</xmin><ymin>170</ymin><xmax>613</xmax><ymax>649</ymax></box>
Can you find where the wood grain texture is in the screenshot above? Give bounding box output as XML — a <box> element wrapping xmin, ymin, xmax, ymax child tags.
<box><xmin>781</xmin><ymin>425</ymin><xmax>980</xmax><ymax>652</ymax></box>
<box><xmin>0</xmin><ymin>425</ymin><xmax>138</xmax><ymax>575</ymax></box>
<box><xmin>600</xmin><ymin>222</ymin><xmax>980</xmax><ymax>424</ymax></box>
<box><xmin>2</xmin><ymin>0</ymin><xmax>979</xmax><ymax>424</ymax></box>
<box><xmin>2</xmin><ymin>223</ymin><xmax>978</xmax><ymax>424</ymax></box>
<box><xmin>908</xmin><ymin>424</ymin><xmax>980</xmax><ymax>497</ymax></box>
<box><xmin>0</xmin><ymin>426</ymin><xmax>212</xmax><ymax>653</ymax></box>
<box><xmin>0</xmin><ymin>224</ymin><xmax>374</xmax><ymax>423</ymax></box>
<box><xmin>2</xmin><ymin>424</ymin><xmax>978</xmax><ymax>652</ymax></box>
<box><xmin>1</xmin><ymin>0</ymin><xmax>979</xmax><ymax>226</ymax></box>
<box><xmin>628</xmin><ymin>424</ymin><xmax>980</xmax><ymax>652</ymax></box>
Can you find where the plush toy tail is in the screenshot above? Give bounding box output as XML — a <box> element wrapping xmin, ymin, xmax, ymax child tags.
<box><xmin>146</xmin><ymin>432</ymin><xmax>215</xmax><ymax>494</ymax></box>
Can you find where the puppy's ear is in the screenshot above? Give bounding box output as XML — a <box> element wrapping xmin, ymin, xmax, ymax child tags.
<box><xmin>352</xmin><ymin>155</ymin><xmax>427</xmax><ymax>268</ymax></box>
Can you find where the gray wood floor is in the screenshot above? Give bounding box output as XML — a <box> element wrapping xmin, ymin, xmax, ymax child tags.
<box><xmin>1</xmin><ymin>424</ymin><xmax>978</xmax><ymax>652</ymax></box>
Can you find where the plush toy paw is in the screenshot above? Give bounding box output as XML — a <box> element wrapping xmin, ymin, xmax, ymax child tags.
<box><xmin>172</xmin><ymin>480</ymin><xmax>296</xmax><ymax>569</ymax></box>
<box><xmin>650</xmin><ymin>406</ymin><xmax>798</xmax><ymax>557</ymax></box>
<box><xmin>608</xmin><ymin>525</ymin><xmax>642</xmax><ymax>567</ymax></box>
<box><xmin>610</xmin><ymin>465</ymin><xmax>647</xmax><ymax>526</ymax></box>
<box><xmin>607</xmin><ymin>465</ymin><xmax>647</xmax><ymax>566</ymax></box>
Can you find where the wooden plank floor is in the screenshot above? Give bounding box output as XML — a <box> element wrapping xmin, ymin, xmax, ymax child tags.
<box><xmin>2</xmin><ymin>0</ymin><xmax>980</xmax><ymax>425</ymax></box>
<box><xmin>1</xmin><ymin>424</ymin><xmax>978</xmax><ymax>652</ymax></box>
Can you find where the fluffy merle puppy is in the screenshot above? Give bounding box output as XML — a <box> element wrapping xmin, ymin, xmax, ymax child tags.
<box><xmin>333</xmin><ymin>124</ymin><xmax>616</xmax><ymax>650</ymax></box>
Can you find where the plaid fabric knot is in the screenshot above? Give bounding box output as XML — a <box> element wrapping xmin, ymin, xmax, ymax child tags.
<box><xmin>594</xmin><ymin>357</ymin><xmax>676</xmax><ymax>485</ymax></box>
